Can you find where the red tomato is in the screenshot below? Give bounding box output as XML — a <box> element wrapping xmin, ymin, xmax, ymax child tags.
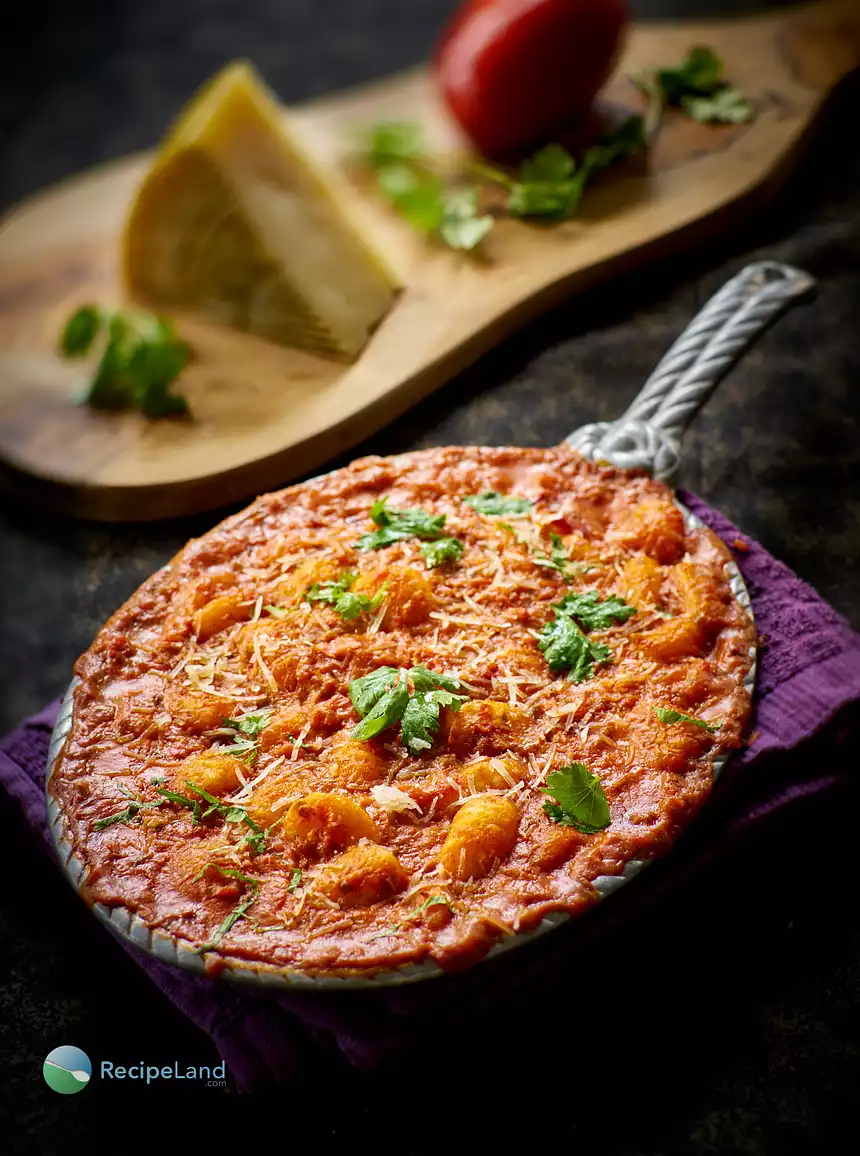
<box><xmin>436</xmin><ymin>0</ymin><xmax>628</xmax><ymax>156</ymax></box>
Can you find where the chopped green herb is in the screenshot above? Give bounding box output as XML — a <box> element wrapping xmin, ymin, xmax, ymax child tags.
<box><xmin>349</xmin><ymin>665</ymin><xmax>469</xmax><ymax>752</ymax></box>
<box><xmin>288</xmin><ymin>868</ymin><xmax>303</xmax><ymax>894</ymax></box>
<box><xmin>421</xmin><ymin>536</ymin><xmax>465</xmax><ymax>569</ymax></box>
<box><xmin>350</xmin><ymin>668</ymin><xmax>412</xmax><ymax>742</ymax></box>
<box><xmin>682</xmin><ymin>87</ymin><xmax>753</xmax><ymax>124</ymax></box>
<box><xmin>438</xmin><ymin>188</ymin><xmax>494</xmax><ymax>252</ymax></box>
<box><xmin>94</xmin><ymin>803</ymin><xmax>143</xmax><ymax>830</ymax></box>
<box><xmin>541</xmin><ymin>763</ymin><xmax>611</xmax><ymax>834</ymax></box>
<box><xmin>355</xmin><ymin>497</ymin><xmax>447</xmax><ymax>550</ymax></box>
<box><xmin>59</xmin><ymin>305</ymin><xmax>191</xmax><ymax>416</ymax></box>
<box><xmin>654</xmin><ymin>707</ymin><xmax>720</xmax><ymax>733</ymax></box>
<box><xmin>472</xmin><ymin>116</ymin><xmax>646</xmax><ymax>221</ymax></box>
<box><xmin>304</xmin><ymin>570</ymin><xmax>386</xmax><ymax>620</ymax></box>
<box><xmin>533</xmin><ymin>532</ymin><xmax>572</xmax><ymax>576</ymax></box>
<box><xmin>201</xmin><ymin>873</ymin><xmax>261</xmax><ymax>951</ymax></box>
<box><xmin>552</xmin><ymin>590</ymin><xmax>636</xmax><ymax>631</ymax></box>
<box><xmin>635</xmin><ymin>46</ymin><xmax>754</xmax><ymax>129</ymax></box>
<box><xmin>409</xmin><ymin>894</ymin><xmax>455</xmax><ymax>918</ymax></box>
<box><xmin>463</xmin><ymin>491</ymin><xmax>534</xmax><ymax>517</ymax></box>
<box><xmin>366</xmin><ymin>121</ymin><xmax>424</xmax><ymax>168</ymax></box>
<box><xmin>224</xmin><ymin>710</ymin><xmax>272</xmax><ymax>739</ymax></box>
<box><xmin>366</xmin><ymin>123</ymin><xmax>493</xmax><ymax>252</ymax></box>
<box><xmin>264</xmin><ymin>604</ymin><xmax>290</xmax><ymax>619</ymax></box>
<box><xmin>537</xmin><ymin>611</ymin><xmax>611</xmax><ymax>682</ymax></box>
<box><xmin>155</xmin><ymin>786</ymin><xmax>203</xmax><ymax>823</ymax></box>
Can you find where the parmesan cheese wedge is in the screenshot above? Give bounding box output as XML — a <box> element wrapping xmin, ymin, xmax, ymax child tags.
<box><xmin>123</xmin><ymin>61</ymin><xmax>400</xmax><ymax>361</ymax></box>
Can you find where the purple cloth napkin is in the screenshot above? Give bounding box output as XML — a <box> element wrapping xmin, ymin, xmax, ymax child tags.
<box><xmin>3</xmin><ymin>491</ymin><xmax>860</xmax><ymax>1091</ymax></box>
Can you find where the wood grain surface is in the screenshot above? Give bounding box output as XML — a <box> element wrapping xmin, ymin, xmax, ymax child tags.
<box><xmin>0</xmin><ymin>0</ymin><xmax>857</xmax><ymax>521</ymax></box>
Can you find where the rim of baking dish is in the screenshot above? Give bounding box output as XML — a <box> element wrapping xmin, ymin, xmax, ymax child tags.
<box><xmin>45</xmin><ymin>504</ymin><xmax>756</xmax><ymax>991</ymax></box>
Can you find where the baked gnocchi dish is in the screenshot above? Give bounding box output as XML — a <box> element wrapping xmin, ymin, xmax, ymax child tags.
<box><xmin>50</xmin><ymin>446</ymin><xmax>754</xmax><ymax>977</ymax></box>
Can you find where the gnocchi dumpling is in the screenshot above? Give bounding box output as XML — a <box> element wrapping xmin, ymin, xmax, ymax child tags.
<box><xmin>440</xmin><ymin>795</ymin><xmax>519</xmax><ymax>880</ymax></box>
<box><xmin>315</xmin><ymin>844</ymin><xmax>408</xmax><ymax>908</ymax></box>
<box><xmin>178</xmin><ymin>751</ymin><xmax>245</xmax><ymax>795</ymax></box>
<box><xmin>282</xmin><ymin>792</ymin><xmax>379</xmax><ymax>857</ymax></box>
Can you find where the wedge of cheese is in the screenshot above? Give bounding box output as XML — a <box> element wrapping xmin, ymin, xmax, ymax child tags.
<box><xmin>124</xmin><ymin>62</ymin><xmax>400</xmax><ymax>361</ymax></box>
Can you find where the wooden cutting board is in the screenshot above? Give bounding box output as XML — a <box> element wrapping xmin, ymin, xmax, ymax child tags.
<box><xmin>0</xmin><ymin>0</ymin><xmax>858</xmax><ymax>521</ymax></box>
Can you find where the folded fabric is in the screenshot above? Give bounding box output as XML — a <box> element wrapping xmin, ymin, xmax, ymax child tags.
<box><xmin>3</xmin><ymin>490</ymin><xmax>860</xmax><ymax>1092</ymax></box>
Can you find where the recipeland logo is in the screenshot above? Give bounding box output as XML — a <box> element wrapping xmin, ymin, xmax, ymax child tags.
<box><xmin>43</xmin><ymin>1045</ymin><xmax>227</xmax><ymax>1092</ymax></box>
<box><xmin>43</xmin><ymin>1046</ymin><xmax>92</xmax><ymax>1094</ymax></box>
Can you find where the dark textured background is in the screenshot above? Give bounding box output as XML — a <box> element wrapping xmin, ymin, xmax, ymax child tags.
<box><xmin>2</xmin><ymin>0</ymin><xmax>859</xmax><ymax>1148</ymax></box>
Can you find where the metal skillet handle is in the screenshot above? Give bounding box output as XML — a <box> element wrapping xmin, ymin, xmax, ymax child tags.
<box><xmin>566</xmin><ymin>262</ymin><xmax>816</xmax><ymax>481</ymax></box>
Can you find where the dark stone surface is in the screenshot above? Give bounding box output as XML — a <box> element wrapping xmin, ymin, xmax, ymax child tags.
<box><xmin>1</xmin><ymin>0</ymin><xmax>859</xmax><ymax>1148</ymax></box>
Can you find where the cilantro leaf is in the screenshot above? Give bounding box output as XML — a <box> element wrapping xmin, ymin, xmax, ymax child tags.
<box><xmin>439</xmin><ymin>188</ymin><xmax>494</xmax><ymax>252</ymax></box>
<box><xmin>682</xmin><ymin>88</ymin><xmax>753</xmax><ymax>124</ymax></box>
<box><xmin>304</xmin><ymin>570</ymin><xmax>386</xmax><ymax>620</ymax></box>
<box><xmin>473</xmin><ymin>118</ymin><xmax>646</xmax><ymax>221</ymax></box>
<box><xmin>377</xmin><ymin>163</ymin><xmax>446</xmax><ymax>232</ymax></box>
<box><xmin>408</xmin><ymin>666</ymin><xmax>464</xmax><ymax>695</ymax></box>
<box><xmin>355</xmin><ymin>498</ymin><xmax>446</xmax><ymax>550</ymax></box>
<box><xmin>60</xmin><ymin>305</ymin><xmax>191</xmax><ymax>417</ymax></box>
<box><xmin>533</xmin><ymin>533</ymin><xmax>571</xmax><ymax>575</ymax></box>
<box><xmin>401</xmin><ymin>693</ymin><xmax>443</xmax><ymax>753</ymax></box>
<box><xmin>350</xmin><ymin>665</ymin><xmax>469</xmax><ymax>751</ymax></box>
<box><xmin>637</xmin><ymin>46</ymin><xmax>754</xmax><ymax>129</ymax></box>
<box><xmin>654</xmin><ymin>707</ymin><xmax>720</xmax><ymax>733</ymax></box>
<box><xmin>463</xmin><ymin>492</ymin><xmax>533</xmax><ymax>517</ymax></box>
<box><xmin>350</xmin><ymin>669</ymin><xmax>411</xmax><ymax>741</ymax></box>
<box><xmin>366</xmin><ymin>121</ymin><xmax>424</xmax><ymax>168</ymax></box>
<box><xmin>421</xmin><ymin>537</ymin><xmax>464</xmax><ymax>569</ymax></box>
<box><xmin>288</xmin><ymin>867</ymin><xmax>303</xmax><ymax>894</ymax></box>
<box><xmin>224</xmin><ymin>710</ymin><xmax>272</xmax><ymax>739</ymax></box>
<box><xmin>580</xmin><ymin>115</ymin><xmax>647</xmax><ymax>176</ymax></box>
<box><xmin>552</xmin><ymin>590</ymin><xmax>636</xmax><ymax>630</ymax></box>
<box><xmin>537</xmin><ymin>612</ymin><xmax>611</xmax><ymax>682</ymax></box>
<box><xmin>61</xmin><ymin>306</ymin><xmax>104</xmax><ymax>356</ymax></box>
<box><xmin>349</xmin><ymin>665</ymin><xmax>401</xmax><ymax>716</ymax></box>
<box><xmin>541</xmin><ymin>763</ymin><xmax>611</xmax><ymax>834</ymax></box>
<box><xmin>366</xmin><ymin>122</ymin><xmax>494</xmax><ymax>251</ymax></box>
<box><xmin>655</xmin><ymin>45</ymin><xmax>723</xmax><ymax>99</ymax></box>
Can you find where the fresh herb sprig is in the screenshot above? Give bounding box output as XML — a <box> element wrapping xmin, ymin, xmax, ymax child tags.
<box><xmin>156</xmin><ymin>781</ymin><xmax>267</xmax><ymax>855</ymax></box>
<box><xmin>365</xmin><ymin>123</ymin><xmax>493</xmax><ymax>252</ymax></box>
<box><xmin>93</xmin><ymin>784</ymin><xmax>164</xmax><ymax>830</ymax></box>
<box><xmin>219</xmin><ymin>709</ymin><xmax>273</xmax><ymax>761</ymax></box>
<box><xmin>349</xmin><ymin>665</ymin><xmax>469</xmax><ymax>754</ymax></box>
<box><xmin>471</xmin><ymin>115</ymin><xmax>646</xmax><ymax>221</ymax></box>
<box><xmin>304</xmin><ymin>570</ymin><xmax>388</xmax><ymax>620</ymax></box>
<box><xmin>553</xmin><ymin>590</ymin><xmax>636</xmax><ymax>631</ymax></box>
<box><xmin>355</xmin><ymin>497</ymin><xmax>447</xmax><ymax>551</ymax></box>
<box><xmin>463</xmin><ymin>492</ymin><xmax>534</xmax><ymax>518</ymax></box>
<box><xmin>420</xmin><ymin>537</ymin><xmax>464</xmax><ymax>569</ymax></box>
<box><xmin>537</xmin><ymin>589</ymin><xmax>635</xmax><ymax>680</ymax></box>
<box><xmin>654</xmin><ymin>707</ymin><xmax>720</xmax><ymax>733</ymax></box>
<box><xmin>540</xmin><ymin>763</ymin><xmax>611</xmax><ymax>834</ymax></box>
<box><xmin>635</xmin><ymin>46</ymin><xmax>754</xmax><ymax>129</ymax></box>
<box><xmin>197</xmin><ymin>865</ymin><xmax>261</xmax><ymax>951</ymax></box>
<box><xmin>60</xmin><ymin>306</ymin><xmax>190</xmax><ymax>416</ymax></box>
<box><xmin>538</xmin><ymin>612</ymin><xmax>610</xmax><ymax>682</ymax></box>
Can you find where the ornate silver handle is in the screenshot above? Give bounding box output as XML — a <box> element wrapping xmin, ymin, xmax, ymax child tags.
<box><xmin>566</xmin><ymin>261</ymin><xmax>815</xmax><ymax>480</ymax></box>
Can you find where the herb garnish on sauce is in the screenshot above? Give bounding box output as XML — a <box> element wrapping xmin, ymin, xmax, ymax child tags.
<box><xmin>349</xmin><ymin>665</ymin><xmax>469</xmax><ymax>754</ymax></box>
<box><xmin>541</xmin><ymin>763</ymin><xmax>611</xmax><ymax>834</ymax></box>
<box><xmin>355</xmin><ymin>498</ymin><xmax>447</xmax><ymax>551</ymax></box>
<box><xmin>463</xmin><ymin>492</ymin><xmax>534</xmax><ymax>517</ymax></box>
<box><xmin>304</xmin><ymin>570</ymin><xmax>388</xmax><ymax>619</ymax></box>
<box><xmin>654</xmin><ymin>707</ymin><xmax>720</xmax><ymax>733</ymax></box>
